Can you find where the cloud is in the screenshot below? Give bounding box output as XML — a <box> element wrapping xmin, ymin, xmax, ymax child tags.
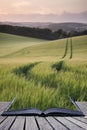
<box><xmin>11</xmin><ymin>1</ymin><xmax>52</xmax><ymax>14</ymax></box>
<box><xmin>11</xmin><ymin>1</ymin><xmax>31</xmax><ymax>14</ymax></box>
<box><xmin>13</xmin><ymin>1</ymin><xmax>30</xmax><ymax>8</ymax></box>
<box><xmin>0</xmin><ymin>0</ymin><xmax>87</xmax><ymax>15</ymax></box>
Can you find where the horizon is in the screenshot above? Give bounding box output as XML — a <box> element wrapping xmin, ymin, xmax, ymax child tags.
<box><xmin>0</xmin><ymin>11</ymin><xmax>87</xmax><ymax>23</ymax></box>
<box><xmin>0</xmin><ymin>20</ymin><xmax>87</xmax><ymax>24</ymax></box>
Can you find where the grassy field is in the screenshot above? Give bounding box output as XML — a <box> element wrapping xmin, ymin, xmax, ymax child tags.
<box><xmin>0</xmin><ymin>33</ymin><xmax>46</xmax><ymax>57</ymax></box>
<box><xmin>0</xmin><ymin>33</ymin><xmax>87</xmax><ymax>111</ymax></box>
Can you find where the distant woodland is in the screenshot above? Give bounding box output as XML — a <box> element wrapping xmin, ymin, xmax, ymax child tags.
<box><xmin>0</xmin><ymin>25</ymin><xmax>87</xmax><ymax>40</ymax></box>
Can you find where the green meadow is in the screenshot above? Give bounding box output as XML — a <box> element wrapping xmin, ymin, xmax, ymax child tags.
<box><xmin>0</xmin><ymin>32</ymin><xmax>87</xmax><ymax>110</ymax></box>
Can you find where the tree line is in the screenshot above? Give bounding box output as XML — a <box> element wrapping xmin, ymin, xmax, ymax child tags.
<box><xmin>0</xmin><ymin>25</ymin><xmax>87</xmax><ymax>40</ymax></box>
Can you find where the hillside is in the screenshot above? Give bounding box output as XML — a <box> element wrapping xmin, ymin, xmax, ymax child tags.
<box><xmin>0</xmin><ymin>33</ymin><xmax>87</xmax><ymax>110</ymax></box>
<box><xmin>48</xmin><ymin>23</ymin><xmax>87</xmax><ymax>32</ymax></box>
<box><xmin>0</xmin><ymin>22</ymin><xmax>87</xmax><ymax>32</ymax></box>
<box><xmin>0</xmin><ymin>33</ymin><xmax>46</xmax><ymax>57</ymax></box>
<box><xmin>1</xmin><ymin>33</ymin><xmax>87</xmax><ymax>61</ymax></box>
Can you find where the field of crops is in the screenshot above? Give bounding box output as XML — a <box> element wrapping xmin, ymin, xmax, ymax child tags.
<box><xmin>0</xmin><ymin>33</ymin><xmax>87</xmax><ymax>111</ymax></box>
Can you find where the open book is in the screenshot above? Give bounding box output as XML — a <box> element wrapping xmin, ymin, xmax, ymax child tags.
<box><xmin>2</xmin><ymin>107</ymin><xmax>84</xmax><ymax>116</ymax></box>
<box><xmin>2</xmin><ymin>96</ymin><xmax>84</xmax><ymax>116</ymax></box>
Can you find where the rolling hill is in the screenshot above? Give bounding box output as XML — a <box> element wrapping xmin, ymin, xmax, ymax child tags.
<box><xmin>0</xmin><ymin>22</ymin><xmax>87</xmax><ymax>32</ymax></box>
<box><xmin>0</xmin><ymin>33</ymin><xmax>87</xmax><ymax>110</ymax></box>
<box><xmin>0</xmin><ymin>33</ymin><xmax>87</xmax><ymax>61</ymax></box>
<box><xmin>0</xmin><ymin>33</ymin><xmax>46</xmax><ymax>57</ymax></box>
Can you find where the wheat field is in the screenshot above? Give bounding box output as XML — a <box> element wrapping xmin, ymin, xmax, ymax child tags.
<box><xmin>0</xmin><ymin>33</ymin><xmax>87</xmax><ymax>110</ymax></box>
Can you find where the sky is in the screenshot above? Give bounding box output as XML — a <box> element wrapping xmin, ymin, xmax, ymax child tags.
<box><xmin>0</xmin><ymin>0</ymin><xmax>87</xmax><ymax>15</ymax></box>
<box><xmin>0</xmin><ymin>0</ymin><xmax>87</xmax><ymax>22</ymax></box>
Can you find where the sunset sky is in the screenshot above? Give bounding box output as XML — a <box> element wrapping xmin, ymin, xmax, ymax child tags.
<box><xmin>0</xmin><ymin>0</ymin><xmax>87</xmax><ymax>22</ymax></box>
<box><xmin>0</xmin><ymin>0</ymin><xmax>87</xmax><ymax>14</ymax></box>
